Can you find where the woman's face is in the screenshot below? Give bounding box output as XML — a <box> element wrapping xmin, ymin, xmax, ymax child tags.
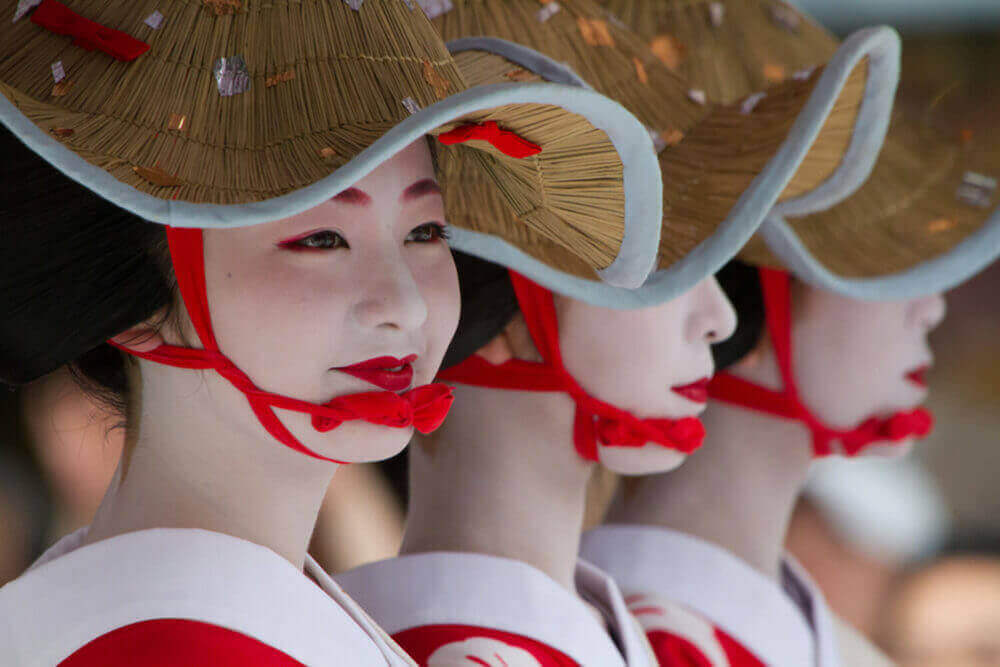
<box><xmin>201</xmin><ymin>140</ymin><xmax>460</xmax><ymax>463</ymax></box>
<box><xmin>791</xmin><ymin>285</ymin><xmax>946</xmax><ymax>457</ymax></box>
<box><xmin>557</xmin><ymin>278</ymin><xmax>737</xmax><ymax>475</ymax></box>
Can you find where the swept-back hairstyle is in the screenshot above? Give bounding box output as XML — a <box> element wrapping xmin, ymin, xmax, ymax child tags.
<box><xmin>711</xmin><ymin>260</ymin><xmax>767</xmax><ymax>371</ymax></box>
<box><xmin>0</xmin><ymin>126</ymin><xmax>176</xmax><ymax>415</ymax></box>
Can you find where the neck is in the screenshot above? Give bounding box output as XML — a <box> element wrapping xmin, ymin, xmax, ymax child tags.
<box><xmin>86</xmin><ymin>363</ymin><xmax>338</xmax><ymax>571</ymax></box>
<box><xmin>401</xmin><ymin>383</ymin><xmax>591</xmax><ymax>594</ymax></box>
<box><xmin>610</xmin><ymin>390</ymin><xmax>814</xmax><ymax>582</ymax></box>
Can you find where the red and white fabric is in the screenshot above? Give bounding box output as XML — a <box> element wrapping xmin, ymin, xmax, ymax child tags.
<box><xmin>0</xmin><ymin>527</ymin><xmax>414</xmax><ymax>666</ymax></box>
<box><xmin>335</xmin><ymin>552</ymin><xmax>658</xmax><ymax>666</ymax></box>
<box><xmin>581</xmin><ymin>525</ymin><xmax>840</xmax><ymax>667</ymax></box>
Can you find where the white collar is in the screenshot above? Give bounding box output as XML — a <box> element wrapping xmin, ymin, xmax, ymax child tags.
<box><xmin>0</xmin><ymin>527</ymin><xmax>406</xmax><ymax>667</ymax></box>
<box><xmin>582</xmin><ymin>525</ymin><xmax>841</xmax><ymax>667</ymax></box>
<box><xmin>336</xmin><ymin>551</ymin><xmax>655</xmax><ymax>666</ymax></box>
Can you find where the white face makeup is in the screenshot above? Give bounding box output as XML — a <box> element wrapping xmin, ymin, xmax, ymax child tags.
<box><xmin>556</xmin><ymin>277</ymin><xmax>737</xmax><ymax>475</ymax></box>
<box><xmin>200</xmin><ymin>140</ymin><xmax>460</xmax><ymax>463</ymax></box>
<box><xmin>790</xmin><ymin>285</ymin><xmax>946</xmax><ymax>457</ymax></box>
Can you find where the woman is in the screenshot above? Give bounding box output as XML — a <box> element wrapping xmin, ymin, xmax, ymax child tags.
<box><xmin>0</xmin><ymin>0</ymin><xmax>660</xmax><ymax>663</ymax></box>
<box><xmin>335</xmin><ymin>1</ymin><xmax>898</xmax><ymax>664</ymax></box>
<box><xmin>582</xmin><ymin>5</ymin><xmax>1000</xmax><ymax>662</ymax></box>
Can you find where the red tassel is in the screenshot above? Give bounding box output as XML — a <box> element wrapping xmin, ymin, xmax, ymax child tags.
<box><xmin>437</xmin><ymin>121</ymin><xmax>542</xmax><ymax>159</ymax></box>
<box><xmin>32</xmin><ymin>0</ymin><xmax>150</xmax><ymax>62</ymax></box>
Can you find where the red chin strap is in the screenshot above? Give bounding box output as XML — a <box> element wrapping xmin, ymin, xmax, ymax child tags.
<box><xmin>110</xmin><ymin>227</ymin><xmax>454</xmax><ymax>464</ymax></box>
<box><xmin>707</xmin><ymin>268</ymin><xmax>933</xmax><ymax>457</ymax></box>
<box><xmin>438</xmin><ymin>272</ymin><xmax>705</xmax><ymax>462</ymax></box>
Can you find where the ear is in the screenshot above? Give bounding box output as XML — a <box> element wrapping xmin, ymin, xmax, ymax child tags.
<box><xmin>110</xmin><ymin>325</ymin><xmax>165</xmax><ymax>354</ymax></box>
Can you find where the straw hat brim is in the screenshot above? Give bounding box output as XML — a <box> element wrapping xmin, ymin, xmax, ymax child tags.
<box><xmin>752</xmin><ymin>117</ymin><xmax>1000</xmax><ymax>301</ymax></box>
<box><xmin>0</xmin><ymin>0</ymin><xmax>663</xmax><ymax>290</ymax></box>
<box><xmin>440</xmin><ymin>26</ymin><xmax>899</xmax><ymax>309</ymax></box>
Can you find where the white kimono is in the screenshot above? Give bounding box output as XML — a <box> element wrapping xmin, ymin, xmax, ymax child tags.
<box><xmin>336</xmin><ymin>551</ymin><xmax>658</xmax><ymax>666</ymax></box>
<box><xmin>0</xmin><ymin>527</ymin><xmax>415</xmax><ymax>666</ymax></box>
<box><xmin>581</xmin><ymin>525</ymin><xmax>841</xmax><ymax>667</ymax></box>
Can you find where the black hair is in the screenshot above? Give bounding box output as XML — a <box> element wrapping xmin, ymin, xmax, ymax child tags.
<box><xmin>440</xmin><ymin>249</ymin><xmax>520</xmax><ymax>370</ymax></box>
<box><xmin>0</xmin><ymin>125</ymin><xmax>176</xmax><ymax>416</ymax></box>
<box><xmin>711</xmin><ymin>260</ymin><xmax>767</xmax><ymax>371</ymax></box>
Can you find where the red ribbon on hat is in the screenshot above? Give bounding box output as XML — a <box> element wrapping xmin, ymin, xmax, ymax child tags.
<box><xmin>438</xmin><ymin>272</ymin><xmax>705</xmax><ymax>462</ymax></box>
<box><xmin>707</xmin><ymin>268</ymin><xmax>934</xmax><ymax>457</ymax></box>
<box><xmin>111</xmin><ymin>227</ymin><xmax>453</xmax><ymax>464</ymax></box>
<box><xmin>437</xmin><ymin>121</ymin><xmax>543</xmax><ymax>159</ymax></box>
<box><xmin>32</xmin><ymin>0</ymin><xmax>150</xmax><ymax>61</ymax></box>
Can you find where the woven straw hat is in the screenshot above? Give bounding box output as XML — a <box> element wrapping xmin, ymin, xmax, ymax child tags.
<box><xmin>0</xmin><ymin>0</ymin><xmax>663</xmax><ymax>290</ymax></box>
<box><xmin>431</xmin><ymin>0</ymin><xmax>899</xmax><ymax>308</ymax></box>
<box><xmin>600</xmin><ymin>1</ymin><xmax>1000</xmax><ymax>300</ymax></box>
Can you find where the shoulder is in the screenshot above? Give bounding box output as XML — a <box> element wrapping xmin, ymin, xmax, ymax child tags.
<box><xmin>393</xmin><ymin>624</ymin><xmax>578</xmax><ymax>666</ymax></box>
<box><xmin>625</xmin><ymin>593</ymin><xmax>765</xmax><ymax>667</ymax></box>
<box><xmin>59</xmin><ymin>619</ymin><xmax>304</xmax><ymax>666</ymax></box>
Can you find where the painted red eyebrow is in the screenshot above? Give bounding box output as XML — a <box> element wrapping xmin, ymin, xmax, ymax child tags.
<box><xmin>401</xmin><ymin>178</ymin><xmax>442</xmax><ymax>202</ymax></box>
<box><xmin>332</xmin><ymin>187</ymin><xmax>372</xmax><ymax>205</ymax></box>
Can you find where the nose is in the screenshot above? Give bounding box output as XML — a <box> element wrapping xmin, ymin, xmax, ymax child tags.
<box><xmin>909</xmin><ymin>293</ymin><xmax>946</xmax><ymax>332</ymax></box>
<box><xmin>351</xmin><ymin>248</ymin><xmax>429</xmax><ymax>332</ymax></box>
<box><xmin>687</xmin><ymin>277</ymin><xmax>738</xmax><ymax>344</ymax></box>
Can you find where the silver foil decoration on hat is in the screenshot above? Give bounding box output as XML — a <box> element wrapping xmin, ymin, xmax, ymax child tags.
<box><xmin>768</xmin><ymin>3</ymin><xmax>801</xmax><ymax>32</ymax></box>
<box><xmin>648</xmin><ymin>127</ymin><xmax>668</xmax><ymax>154</ymax></box>
<box><xmin>740</xmin><ymin>92</ymin><xmax>767</xmax><ymax>115</ymax></box>
<box><xmin>344</xmin><ymin>0</ymin><xmax>364</xmax><ymax>10</ymax></box>
<box><xmin>687</xmin><ymin>89</ymin><xmax>707</xmax><ymax>105</ymax></box>
<box><xmin>956</xmin><ymin>171</ymin><xmax>997</xmax><ymax>208</ymax></box>
<box><xmin>214</xmin><ymin>55</ymin><xmax>251</xmax><ymax>97</ymax></box>
<box><xmin>793</xmin><ymin>66</ymin><xmax>817</xmax><ymax>81</ymax></box>
<box><xmin>144</xmin><ymin>10</ymin><xmax>165</xmax><ymax>29</ymax></box>
<box><xmin>12</xmin><ymin>0</ymin><xmax>42</xmax><ymax>23</ymax></box>
<box><xmin>708</xmin><ymin>2</ymin><xmax>725</xmax><ymax>27</ymax></box>
<box><xmin>415</xmin><ymin>0</ymin><xmax>453</xmax><ymax>19</ymax></box>
<box><xmin>401</xmin><ymin>97</ymin><xmax>421</xmax><ymax>115</ymax></box>
<box><xmin>51</xmin><ymin>60</ymin><xmax>65</xmax><ymax>83</ymax></box>
<box><xmin>537</xmin><ymin>1</ymin><xmax>560</xmax><ymax>22</ymax></box>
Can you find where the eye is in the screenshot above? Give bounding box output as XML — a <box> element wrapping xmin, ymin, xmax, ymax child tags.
<box><xmin>406</xmin><ymin>222</ymin><xmax>449</xmax><ymax>245</ymax></box>
<box><xmin>280</xmin><ymin>230</ymin><xmax>349</xmax><ymax>251</ymax></box>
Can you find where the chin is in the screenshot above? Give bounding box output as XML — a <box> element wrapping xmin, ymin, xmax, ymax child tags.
<box><xmin>597</xmin><ymin>443</ymin><xmax>688</xmax><ymax>476</ymax></box>
<box><xmin>852</xmin><ymin>437</ymin><xmax>917</xmax><ymax>460</ymax></box>
<box><xmin>297</xmin><ymin>421</ymin><xmax>414</xmax><ymax>464</ymax></box>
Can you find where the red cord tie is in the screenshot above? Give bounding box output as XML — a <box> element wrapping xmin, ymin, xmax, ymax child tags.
<box><xmin>110</xmin><ymin>227</ymin><xmax>453</xmax><ymax>464</ymax></box>
<box><xmin>32</xmin><ymin>0</ymin><xmax>150</xmax><ymax>61</ymax></box>
<box><xmin>707</xmin><ymin>268</ymin><xmax>934</xmax><ymax>458</ymax></box>
<box><xmin>438</xmin><ymin>272</ymin><xmax>706</xmax><ymax>462</ymax></box>
<box><xmin>437</xmin><ymin>121</ymin><xmax>543</xmax><ymax>159</ymax></box>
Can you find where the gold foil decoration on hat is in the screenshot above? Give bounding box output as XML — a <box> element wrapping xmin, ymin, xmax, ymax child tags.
<box><xmin>422</xmin><ymin>60</ymin><xmax>452</xmax><ymax>99</ymax></box>
<box><xmin>960</xmin><ymin>129</ymin><xmax>975</xmax><ymax>145</ymax></box>
<box><xmin>51</xmin><ymin>80</ymin><xmax>74</xmax><ymax>97</ymax></box>
<box><xmin>650</xmin><ymin>34</ymin><xmax>684</xmax><ymax>71</ymax></box>
<box><xmin>318</xmin><ymin>147</ymin><xmax>338</xmax><ymax>161</ymax></box>
<box><xmin>763</xmin><ymin>63</ymin><xmax>787</xmax><ymax>83</ymax></box>
<box><xmin>504</xmin><ymin>68</ymin><xmax>536</xmax><ymax>82</ymax></box>
<box><xmin>48</xmin><ymin>127</ymin><xmax>74</xmax><ymax>138</ymax></box>
<box><xmin>927</xmin><ymin>218</ymin><xmax>957</xmax><ymax>233</ymax></box>
<box><xmin>661</xmin><ymin>128</ymin><xmax>685</xmax><ymax>146</ymax></box>
<box><xmin>633</xmin><ymin>57</ymin><xmax>648</xmax><ymax>84</ymax></box>
<box><xmin>204</xmin><ymin>0</ymin><xmax>241</xmax><ymax>16</ymax></box>
<box><xmin>578</xmin><ymin>17</ymin><xmax>614</xmax><ymax>47</ymax></box>
<box><xmin>133</xmin><ymin>165</ymin><xmax>183</xmax><ymax>187</ymax></box>
<box><xmin>265</xmin><ymin>70</ymin><xmax>296</xmax><ymax>88</ymax></box>
<box><xmin>167</xmin><ymin>113</ymin><xmax>187</xmax><ymax>131</ymax></box>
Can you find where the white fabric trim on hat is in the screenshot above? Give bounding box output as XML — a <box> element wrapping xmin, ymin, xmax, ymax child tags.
<box><xmin>335</xmin><ymin>551</ymin><xmax>654</xmax><ymax>666</ymax></box>
<box><xmin>0</xmin><ymin>80</ymin><xmax>662</xmax><ymax>291</ymax></box>
<box><xmin>581</xmin><ymin>525</ymin><xmax>820</xmax><ymax>666</ymax></box>
<box><xmin>0</xmin><ymin>527</ymin><xmax>403</xmax><ymax>666</ymax></box>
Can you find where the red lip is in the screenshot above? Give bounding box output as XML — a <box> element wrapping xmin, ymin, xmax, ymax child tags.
<box><xmin>906</xmin><ymin>365</ymin><xmax>929</xmax><ymax>388</ymax></box>
<box><xmin>335</xmin><ymin>354</ymin><xmax>418</xmax><ymax>392</ymax></box>
<box><xmin>672</xmin><ymin>378</ymin><xmax>711</xmax><ymax>404</ymax></box>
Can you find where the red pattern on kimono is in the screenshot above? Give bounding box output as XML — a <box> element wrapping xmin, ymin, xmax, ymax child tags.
<box><xmin>395</xmin><ymin>624</ymin><xmax>578</xmax><ymax>666</ymax></box>
<box><xmin>60</xmin><ymin>619</ymin><xmax>304</xmax><ymax>666</ymax></box>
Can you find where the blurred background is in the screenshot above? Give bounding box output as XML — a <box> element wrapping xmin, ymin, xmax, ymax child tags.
<box><xmin>1</xmin><ymin>3</ymin><xmax>998</xmax><ymax>666</ymax></box>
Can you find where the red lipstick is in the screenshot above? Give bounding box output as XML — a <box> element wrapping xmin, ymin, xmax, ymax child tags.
<box><xmin>906</xmin><ymin>365</ymin><xmax>929</xmax><ymax>388</ymax></box>
<box><xmin>672</xmin><ymin>378</ymin><xmax>710</xmax><ymax>404</ymax></box>
<box><xmin>335</xmin><ymin>354</ymin><xmax>417</xmax><ymax>392</ymax></box>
